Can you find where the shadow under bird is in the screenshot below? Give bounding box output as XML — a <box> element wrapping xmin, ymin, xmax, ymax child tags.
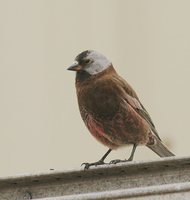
<box><xmin>67</xmin><ymin>50</ymin><xmax>175</xmax><ymax>169</ymax></box>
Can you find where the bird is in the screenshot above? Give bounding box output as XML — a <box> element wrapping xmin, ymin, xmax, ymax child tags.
<box><xmin>67</xmin><ymin>50</ymin><xmax>175</xmax><ymax>169</ymax></box>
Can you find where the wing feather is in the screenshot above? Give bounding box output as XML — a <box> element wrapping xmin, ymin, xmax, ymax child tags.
<box><xmin>112</xmin><ymin>75</ymin><xmax>161</xmax><ymax>141</ymax></box>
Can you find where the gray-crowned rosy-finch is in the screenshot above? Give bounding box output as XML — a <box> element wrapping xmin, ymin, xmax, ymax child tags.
<box><xmin>67</xmin><ymin>50</ymin><xmax>175</xmax><ymax>169</ymax></box>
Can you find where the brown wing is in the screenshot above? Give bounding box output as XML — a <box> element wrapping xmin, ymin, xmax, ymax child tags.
<box><xmin>112</xmin><ymin>75</ymin><xmax>161</xmax><ymax>141</ymax></box>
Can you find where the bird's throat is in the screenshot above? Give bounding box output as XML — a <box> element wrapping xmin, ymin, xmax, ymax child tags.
<box><xmin>76</xmin><ymin>71</ymin><xmax>91</xmax><ymax>83</ymax></box>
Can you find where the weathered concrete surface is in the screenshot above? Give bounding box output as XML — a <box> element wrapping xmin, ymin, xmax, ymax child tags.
<box><xmin>35</xmin><ymin>182</ymin><xmax>190</xmax><ymax>200</ymax></box>
<box><xmin>0</xmin><ymin>156</ymin><xmax>190</xmax><ymax>200</ymax></box>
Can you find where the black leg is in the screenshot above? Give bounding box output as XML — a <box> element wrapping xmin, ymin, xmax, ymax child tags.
<box><xmin>110</xmin><ymin>144</ymin><xmax>137</xmax><ymax>164</ymax></box>
<box><xmin>127</xmin><ymin>143</ymin><xmax>137</xmax><ymax>161</ymax></box>
<box><xmin>82</xmin><ymin>149</ymin><xmax>112</xmax><ymax>169</ymax></box>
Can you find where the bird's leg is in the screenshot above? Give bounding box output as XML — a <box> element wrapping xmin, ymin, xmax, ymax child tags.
<box><xmin>110</xmin><ymin>144</ymin><xmax>137</xmax><ymax>164</ymax></box>
<box><xmin>82</xmin><ymin>149</ymin><xmax>112</xmax><ymax>169</ymax></box>
<box><xmin>127</xmin><ymin>143</ymin><xmax>137</xmax><ymax>161</ymax></box>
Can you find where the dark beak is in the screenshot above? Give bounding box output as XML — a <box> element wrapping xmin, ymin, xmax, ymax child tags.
<box><xmin>67</xmin><ymin>61</ymin><xmax>81</xmax><ymax>71</ymax></box>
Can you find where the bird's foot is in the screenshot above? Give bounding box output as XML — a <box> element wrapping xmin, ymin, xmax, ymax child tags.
<box><xmin>81</xmin><ymin>159</ymin><xmax>106</xmax><ymax>169</ymax></box>
<box><xmin>109</xmin><ymin>159</ymin><xmax>129</xmax><ymax>165</ymax></box>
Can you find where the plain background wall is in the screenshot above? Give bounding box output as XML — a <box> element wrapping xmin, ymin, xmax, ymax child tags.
<box><xmin>0</xmin><ymin>0</ymin><xmax>190</xmax><ymax>176</ymax></box>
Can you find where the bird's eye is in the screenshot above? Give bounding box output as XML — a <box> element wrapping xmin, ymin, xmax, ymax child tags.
<box><xmin>84</xmin><ymin>59</ymin><xmax>91</xmax><ymax>64</ymax></box>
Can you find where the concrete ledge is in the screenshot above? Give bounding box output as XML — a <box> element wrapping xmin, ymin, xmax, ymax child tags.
<box><xmin>0</xmin><ymin>156</ymin><xmax>190</xmax><ymax>199</ymax></box>
<box><xmin>36</xmin><ymin>182</ymin><xmax>190</xmax><ymax>200</ymax></box>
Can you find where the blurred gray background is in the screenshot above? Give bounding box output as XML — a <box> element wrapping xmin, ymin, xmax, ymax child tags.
<box><xmin>0</xmin><ymin>0</ymin><xmax>189</xmax><ymax>176</ymax></box>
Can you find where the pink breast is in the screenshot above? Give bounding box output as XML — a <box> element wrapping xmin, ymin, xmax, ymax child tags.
<box><xmin>85</xmin><ymin>114</ymin><xmax>118</xmax><ymax>149</ymax></box>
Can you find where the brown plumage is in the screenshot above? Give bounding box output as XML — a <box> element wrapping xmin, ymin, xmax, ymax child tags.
<box><xmin>68</xmin><ymin>50</ymin><xmax>175</xmax><ymax>169</ymax></box>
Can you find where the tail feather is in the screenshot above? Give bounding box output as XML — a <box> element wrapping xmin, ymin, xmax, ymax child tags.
<box><xmin>147</xmin><ymin>137</ymin><xmax>175</xmax><ymax>157</ymax></box>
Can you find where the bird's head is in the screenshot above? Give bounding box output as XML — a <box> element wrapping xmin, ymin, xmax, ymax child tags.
<box><xmin>67</xmin><ymin>50</ymin><xmax>111</xmax><ymax>75</ymax></box>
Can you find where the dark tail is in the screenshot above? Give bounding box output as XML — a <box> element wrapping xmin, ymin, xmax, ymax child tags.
<box><xmin>147</xmin><ymin>137</ymin><xmax>175</xmax><ymax>157</ymax></box>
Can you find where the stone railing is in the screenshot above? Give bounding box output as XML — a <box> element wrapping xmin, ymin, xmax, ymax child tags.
<box><xmin>0</xmin><ymin>156</ymin><xmax>190</xmax><ymax>200</ymax></box>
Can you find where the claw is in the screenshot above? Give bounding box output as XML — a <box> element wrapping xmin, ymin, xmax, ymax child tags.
<box><xmin>81</xmin><ymin>162</ymin><xmax>91</xmax><ymax>169</ymax></box>
<box><xmin>109</xmin><ymin>159</ymin><xmax>126</xmax><ymax>165</ymax></box>
<box><xmin>81</xmin><ymin>160</ymin><xmax>106</xmax><ymax>169</ymax></box>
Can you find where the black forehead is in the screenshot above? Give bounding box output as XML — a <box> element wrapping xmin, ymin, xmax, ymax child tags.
<box><xmin>75</xmin><ymin>50</ymin><xmax>90</xmax><ymax>62</ymax></box>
